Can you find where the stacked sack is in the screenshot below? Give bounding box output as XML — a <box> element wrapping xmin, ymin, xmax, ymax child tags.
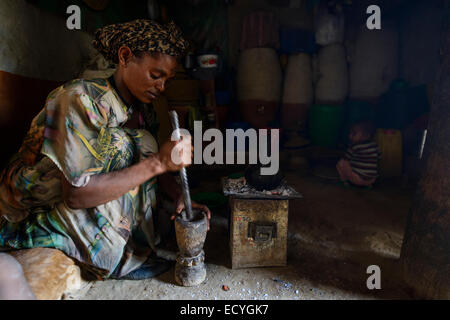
<box><xmin>281</xmin><ymin>53</ymin><xmax>313</xmax><ymax>134</ymax></box>
<box><xmin>348</xmin><ymin>23</ymin><xmax>399</xmax><ymax>101</ymax></box>
<box><xmin>306</xmin><ymin>2</ymin><xmax>347</xmax><ymax>148</ymax></box>
<box><xmin>346</xmin><ymin>21</ymin><xmax>401</xmax><ymax>178</ymax></box>
<box><xmin>278</xmin><ymin>19</ymin><xmax>317</xmax><ymax>148</ymax></box>
<box><xmin>313</xmin><ymin>2</ymin><xmax>347</xmax><ymax>104</ymax></box>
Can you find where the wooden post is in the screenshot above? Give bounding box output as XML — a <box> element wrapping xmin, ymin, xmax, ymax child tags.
<box><xmin>399</xmin><ymin>9</ymin><xmax>450</xmax><ymax>299</ymax></box>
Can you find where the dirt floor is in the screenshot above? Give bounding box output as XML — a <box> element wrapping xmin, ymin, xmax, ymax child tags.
<box><xmin>69</xmin><ymin>149</ymin><xmax>417</xmax><ymax>300</ymax></box>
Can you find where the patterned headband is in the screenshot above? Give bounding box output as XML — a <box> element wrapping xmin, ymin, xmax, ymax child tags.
<box><xmin>92</xmin><ymin>19</ymin><xmax>189</xmax><ymax>63</ymax></box>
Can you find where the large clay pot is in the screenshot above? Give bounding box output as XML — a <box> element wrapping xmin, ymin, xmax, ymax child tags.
<box><xmin>348</xmin><ymin>23</ymin><xmax>399</xmax><ymax>100</ymax></box>
<box><xmin>315</xmin><ymin>43</ymin><xmax>348</xmax><ymax>104</ymax></box>
<box><xmin>281</xmin><ymin>53</ymin><xmax>313</xmax><ymax>131</ymax></box>
<box><xmin>237</xmin><ymin>48</ymin><xmax>282</xmax><ymax>128</ymax></box>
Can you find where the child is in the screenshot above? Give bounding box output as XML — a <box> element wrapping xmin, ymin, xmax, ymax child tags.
<box><xmin>336</xmin><ymin>121</ymin><xmax>381</xmax><ymax>187</ymax></box>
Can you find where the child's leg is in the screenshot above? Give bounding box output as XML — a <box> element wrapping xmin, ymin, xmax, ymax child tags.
<box><xmin>349</xmin><ymin>172</ymin><xmax>376</xmax><ymax>187</ymax></box>
<box><xmin>337</xmin><ymin>159</ymin><xmax>376</xmax><ymax>187</ymax></box>
<box><xmin>336</xmin><ymin>159</ymin><xmax>352</xmax><ymax>181</ymax></box>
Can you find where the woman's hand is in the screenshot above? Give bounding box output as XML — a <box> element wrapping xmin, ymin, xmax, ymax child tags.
<box><xmin>171</xmin><ymin>195</ymin><xmax>211</xmax><ymax>231</ymax></box>
<box><xmin>156</xmin><ymin>135</ymin><xmax>193</xmax><ymax>173</ymax></box>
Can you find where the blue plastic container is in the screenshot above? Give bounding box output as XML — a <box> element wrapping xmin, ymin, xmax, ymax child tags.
<box><xmin>280</xmin><ymin>28</ymin><xmax>317</xmax><ymax>54</ymax></box>
<box><xmin>215</xmin><ymin>90</ymin><xmax>231</xmax><ymax>105</ymax></box>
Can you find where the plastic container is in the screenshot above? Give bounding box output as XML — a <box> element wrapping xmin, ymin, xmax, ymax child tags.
<box><xmin>197</xmin><ymin>54</ymin><xmax>219</xmax><ymax>68</ymax></box>
<box><xmin>377</xmin><ymin>79</ymin><xmax>410</xmax><ymax>130</ymax></box>
<box><xmin>308</xmin><ymin>104</ymin><xmax>344</xmax><ymax>147</ymax></box>
<box><xmin>314</xmin><ymin>2</ymin><xmax>345</xmax><ymax>46</ymax></box>
<box><xmin>375</xmin><ymin>129</ymin><xmax>403</xmax><ymax>178</ymax></box>
<box><xmin>215</xmin><ymin>90</ymin><xmax>231</xmax><ymax>105</ymax></box>
<box><xmin>279</xmin><ymin>28</ymin><xmax>317</xmax><ymax>54</ymax></box>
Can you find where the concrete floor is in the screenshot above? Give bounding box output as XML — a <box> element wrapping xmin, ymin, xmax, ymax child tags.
<box><xmin>69</xmin><ymin>153</ymin><xmax>417</xmax><ymax>300</ymax></box>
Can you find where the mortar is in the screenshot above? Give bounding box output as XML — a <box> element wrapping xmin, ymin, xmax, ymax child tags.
<box><xmin>174</xmin><ymin>209</ymin><xmax>208</xmax><ymax>286</ymax></box>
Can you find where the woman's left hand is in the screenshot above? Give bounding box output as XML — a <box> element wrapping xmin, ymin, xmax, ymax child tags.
<box><xmin>171</xmin><ymin>195</ymin><xmax>211</xmax><ymax>230</ymax></box>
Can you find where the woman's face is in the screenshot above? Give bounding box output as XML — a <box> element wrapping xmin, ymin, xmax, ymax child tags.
<box><xmin>122</xmin><ymin>51</ymin><xmax>177</xmax><ymax>104</ymax></box>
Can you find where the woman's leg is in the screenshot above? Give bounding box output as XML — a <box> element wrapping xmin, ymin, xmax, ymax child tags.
<box><xmin>0</xmin><ymin>128</ymin><xmax>154</xmax><ymax>279</ymax></box>
<box><xmin>109</xmin><ymin>129</ymin><xmax>174</xmax><ymax>280</ymax></box>
<box><xmin>0</xmin><ymin>253</ymin><xmax>36</xmax><ymax>300</ymax></box>
<box><xmin>0</xmin><ymin>128</ymin><xmax>164</xmax><ymax>280</ymax></box>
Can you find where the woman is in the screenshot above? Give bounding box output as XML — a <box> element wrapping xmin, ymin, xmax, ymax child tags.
<box><xmin>0</xmin><ymin>20</ymin><xmax>210</xmax><ymax>280</ymax></box>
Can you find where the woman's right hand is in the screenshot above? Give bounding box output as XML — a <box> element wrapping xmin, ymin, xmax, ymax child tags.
<box><xmin>156</xmin><ymin>135</ymin><xmax>193</xmax><ymax>173</ymax></box>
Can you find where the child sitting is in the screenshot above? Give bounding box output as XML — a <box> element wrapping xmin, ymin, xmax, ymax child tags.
<box><xmin>336</xmin><ymin>121</ymin><xmax>381</xmax><ymax>187</ymax></box>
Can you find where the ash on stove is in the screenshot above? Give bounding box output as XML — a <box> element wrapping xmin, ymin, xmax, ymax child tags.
<box><xmin>223</xmin><ymin>177</ymin><xmax>302</xmax><ymax>199</ymax></box>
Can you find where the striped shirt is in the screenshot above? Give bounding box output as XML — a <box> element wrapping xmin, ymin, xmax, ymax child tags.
<box><xmin>345</xmin><ymin>141</ymin><xmax>381</xmax><ymax>179</ymax></box>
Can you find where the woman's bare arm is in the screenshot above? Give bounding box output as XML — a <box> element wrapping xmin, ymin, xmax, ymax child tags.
<box><xmin>62</xmin><ymin>154</ymin><xmax>165</xmax><ymax>209</ymax></box>
<box><xmin>62</xmin><ymin>136</ymin><xmax>192</xmax><ymax>209</ymax></box>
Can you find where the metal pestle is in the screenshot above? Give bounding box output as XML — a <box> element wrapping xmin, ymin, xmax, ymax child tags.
<box><xmin>169</xmin><ymin>111</ymin><xmax>194</xmax><ymax>221</ymax></box>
